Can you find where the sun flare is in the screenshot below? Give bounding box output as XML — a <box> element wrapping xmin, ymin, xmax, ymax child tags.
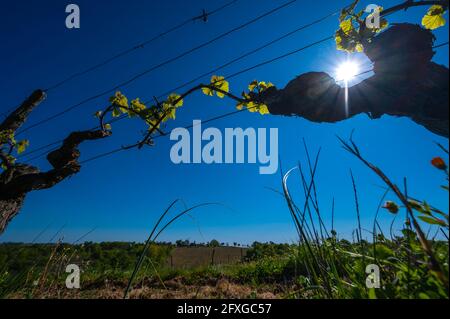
<box><xmin>336</xmin><ymin>61</ymin><xmax>359</xmax><ymax>82</ymax></box>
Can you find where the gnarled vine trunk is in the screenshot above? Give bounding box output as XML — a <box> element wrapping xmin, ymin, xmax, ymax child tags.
<box><xmin>261</xmin><ymin>24</ymin><xmax>449</xmax><ymax>137</ymax></box>
<box><xmin>0</xmin><ymin>90</ymin><xmax>111</xmax><ymax>234</ymax></box>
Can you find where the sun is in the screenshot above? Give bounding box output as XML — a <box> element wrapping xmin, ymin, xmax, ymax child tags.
<box><xmin>335</xmin><ymin>60</ymin><xmax>360</xmax><ymax>118</ymax></box>
<box><xmin>336</xmin><ymin>61</ymin><xmax>359</xmax><ymax>82</ymax></box>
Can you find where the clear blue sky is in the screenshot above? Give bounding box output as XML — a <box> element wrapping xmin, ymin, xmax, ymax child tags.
<box><xmin>1</xmin><ymin>0</ymin><xmax>448</xmax><ymax>244</ymax></box>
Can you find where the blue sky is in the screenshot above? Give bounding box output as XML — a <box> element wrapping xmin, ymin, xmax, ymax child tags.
<box><xmin>0</xmin><ymin>0</ymin><xmax>448</xmax><ymax>244</ymax></box>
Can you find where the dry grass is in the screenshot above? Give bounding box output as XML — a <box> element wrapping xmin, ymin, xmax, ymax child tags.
<box><xmin>8</xmin><ymin>278</ymin><xmax>280</xmax><ymax>299</ymax></box>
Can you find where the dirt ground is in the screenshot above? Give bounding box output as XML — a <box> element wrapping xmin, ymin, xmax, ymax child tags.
<box><xmin>8</xmin><ymin>277</ymin><xmax>288</xmax><ymax>299</ymax></box>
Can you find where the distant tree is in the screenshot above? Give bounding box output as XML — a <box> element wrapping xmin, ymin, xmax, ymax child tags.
<box><xmin>209</xmin><ymin>239</ymin><xmax>220</xmax><ymax>247</ymax></box>
<box><xmin>175</xmin><ymin>240</ymin><xmax>183</xmax><ymax>247</ymax></box>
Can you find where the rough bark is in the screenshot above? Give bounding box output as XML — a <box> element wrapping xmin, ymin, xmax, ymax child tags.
<box><xmin>0</xmin><ymin>196</ymin><xmax>25</xmax><ymax>235</ymax></box>
<box><xmin>262</xmin><ymin>24</ymin><xmax>449</xmax><ymax>137</ymax></box>
<box><xmin>0</xmin><ymin>90</ymin><xmax>46</xmax><ymax>133</ymax></box>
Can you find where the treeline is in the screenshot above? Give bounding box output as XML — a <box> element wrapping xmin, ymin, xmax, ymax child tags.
<box><xmin>0</xmin><ymin>242</ymin><xmax>171</xmax><ymax>275</ymax></box>
<box><xmin>0</xmin><ymin>240</ymin><xmax>290</xmax><ymax>275</ymax></box>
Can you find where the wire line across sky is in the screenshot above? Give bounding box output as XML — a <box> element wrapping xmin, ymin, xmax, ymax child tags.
<box><xmin>15</xmin><ymin>0</ymin><xmax>298</xmax><ymax>136</ymax></box>
<box><xmin>15</xmin><ymin>2</ymin><xmax>449</xmax><ymax>167</ymax></box>
<box><xmin>19</xmin><ymin>3</ymin><xmax>349</xmax><ymax>162</ymax></box>
<box><xmin>0</xmin><ymin>0</ymin><xmax>239</xmax><ymax>119</ymax></box>
<box><xmin>22</xmin><ymin>41</ymin><xmax>449</xmax><ymax>165</ymax></box>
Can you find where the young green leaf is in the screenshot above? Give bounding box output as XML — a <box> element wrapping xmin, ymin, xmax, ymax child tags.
<box><xmin>17</xmin><ymin>140</ymin><xmax>29</xmax><ymax>154</ymax></box>
<box><xmin>422</xmin><ymin>5</ymin><xmax>447</xmax><ymax>30</ymax></box>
